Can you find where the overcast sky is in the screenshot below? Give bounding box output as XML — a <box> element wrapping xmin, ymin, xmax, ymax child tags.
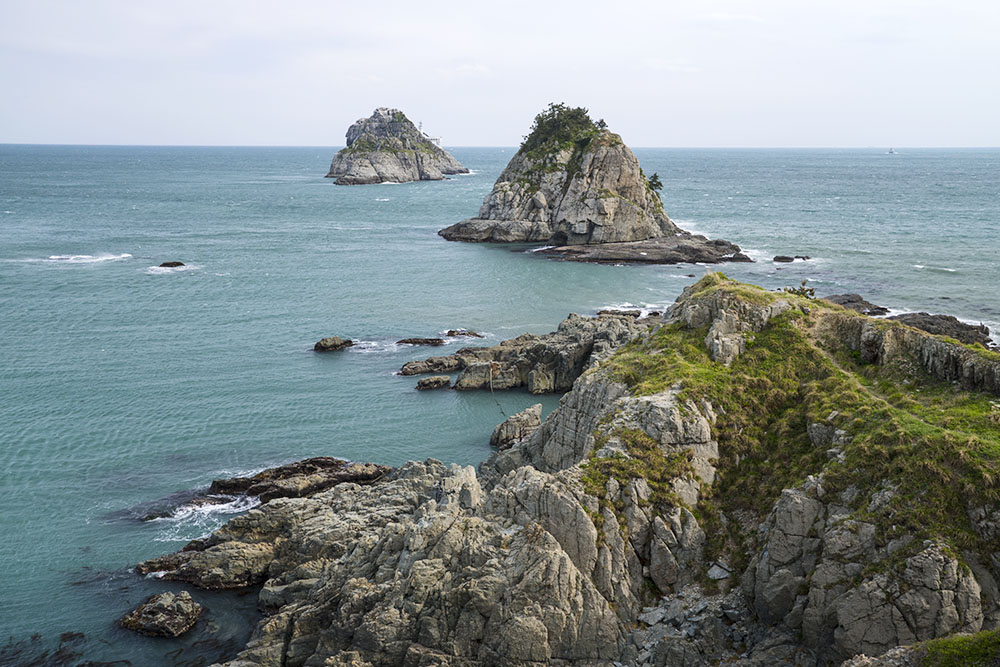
<box><xmin>1</xmin><ymin>1</ymin><xmax>998</xmax><ymax>147</ymax></box>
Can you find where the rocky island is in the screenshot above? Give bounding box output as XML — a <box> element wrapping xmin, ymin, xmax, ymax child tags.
<box><xmin>135</xmin><ymin>274</ymin><xmax>1000</xmax><ymax>666</ymax></box>
<box><xmin>439</xmin><ymin>104</ymin><xmax>750</xmax><ymax>264</ymax></box>
<box><xmin>326</xmin><ymin>108</ymin><xmax>469</xmax><ymax>185</ymax></box>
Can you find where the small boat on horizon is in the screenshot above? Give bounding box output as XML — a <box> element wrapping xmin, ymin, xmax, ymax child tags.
<box><xmin>887</xmin><ymin>147</ymin><xmax>897</xmax><ymax>154</ymax></box>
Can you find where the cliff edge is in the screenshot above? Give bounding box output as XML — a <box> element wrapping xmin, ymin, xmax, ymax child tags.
<box><xmin>326</xmin><ymin>108</ymin><xmax>469</xmax><ymax>185</ymax></box>
<box><xmin>439</xmin><ymin>104</ymin><xmax>749</xmax><ymax>264</ymax></box>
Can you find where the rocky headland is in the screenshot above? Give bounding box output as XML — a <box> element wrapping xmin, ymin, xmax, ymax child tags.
<box><xmin>326</xmin><ymin>108</ymin><xmax>468</xmax><ymax>185</ymax></box>
<box><xmin>438</xmin><ymin>104</ymin><xmax>750</xmax><ymax>265</ymax></box>
<box><xmin>135</xmin><ymin>274</ymin><xmax>1000</xmax><ymax>666</ymax></box>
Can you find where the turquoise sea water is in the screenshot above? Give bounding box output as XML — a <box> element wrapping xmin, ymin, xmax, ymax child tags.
<box><xmin>1</xmin><ymin>145</ymin><xmax>998</xmax><ymax>664</ymax></box>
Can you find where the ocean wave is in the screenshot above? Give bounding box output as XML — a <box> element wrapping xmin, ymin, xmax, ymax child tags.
<box><xmin>597</xmin><ymin>302</ymin><xmax>666</xmax><ymax>317</ymax></box>
<box><xmin>912</xmin><ymin>265</ymin><xmax>958</xmax><ymax>273</ymax></box>
<box><xmin>41</xmin><ymin>253</ymin><xmax>133</xmax><ymax>264</ymax></box>
<box><xmin>144</xmin><ymin>264</ymin><xmax>199</xmax><ymax>275</ymax></box>
<box><xmin>352</xmin><ymin>340</ymin><xmax>401</xmax><ymax>354</ymax></box>
<box><xmin>150</xmin><ymin>494</ymin><xmax>260</xmax><ymax>542</ymax></box>
<box><xmin>529</xmin><ymin>245</ymin><xmax>556</xmax><ymax>253</ymax></box>
<box><xmin>375</xmin><ymin>198</ymin><xmax>391</xmax><ymax>202</ymax></box>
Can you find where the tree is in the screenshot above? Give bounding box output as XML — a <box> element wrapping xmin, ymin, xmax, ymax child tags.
<box><xmin>647</xmin><ymin>172</ymin><xmax>663</xmax><ymax>192</ymax></box>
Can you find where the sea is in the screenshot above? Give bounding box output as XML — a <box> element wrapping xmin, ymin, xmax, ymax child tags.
<box><xmin>1</xmin><ymin>145</ymin><xmax>998</xmax><ymax>665</ymax></box>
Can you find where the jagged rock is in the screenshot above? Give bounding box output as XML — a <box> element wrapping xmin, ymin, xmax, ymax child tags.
<box><xmin>773</xmin><ymin>255</ymin><xmax>795</xmax><ymax>262</ymax></box>
<box><xmin>326</xmin><ymin>108</ymin><xmax>468</xmax><ymax>185</ymax></box>
<box><xmin>824</xmin><ymin>294</ymin><xmax>891</xmax><ymax>316</ymax></box>
<box><xmin>401</xmin><ymin>311</ymin><xmax>655</xmax><ymax>394</ymax></box>
<box><xmin>207</xmin><ymin>457</ymin><xmax>390</xmax><ymax>503</ymax></box>
<box><xmin>158</xmin><ymin>261</ymin><xmax>184</xmax><ymax>268</ymax></box>
<box><xmin>445</xmin><ymin>329</ymin><xmax>483</xmax><ymax>338</ymax></box>
<box><xmin>540</xmin><ymin>235</ymin><xmax>752</xmax><ymax>264</ymax></box>
<box><xmin>415</xmin><ymin>375</ymin><xmax>450</xmax><ymax>390</ymax></box>
<box><xmin>489</xmin><ymin>404</ymin><xmax>541</xmax><ymax>450</ymax></box>
<box><xmin>120</xmin><ymin>591</ymin><xmax>202</xmax><ymax>637</ymax></box>
<box><xmin>397</xmin><ymin>337</ymin><xmax>446</xmax><ymax>346</ymax></box>
<box><xmin>438</xmin><ymin>104</ymin><xmax>748</xmax><ymax>264</ymax></box>
<box><xmin>314</xmin><ymin>336</ymin><xmax>354</xmax><ymax>352</ymax></box>
<box><xmin>888</xmin><ymin>312</ymin><xmax>993</xmax><ymax>347</ymax></box>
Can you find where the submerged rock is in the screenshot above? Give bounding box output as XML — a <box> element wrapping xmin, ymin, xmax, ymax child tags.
<box><xmin>541</xmin><ymin>235</ymin><xmax>751</xmax><ymax>264</ymax></box>
<box><xmin>120</xmin><ymin>591</ymin><xmax>202</xmax><ymax>637</ymax></box>
<box><xmin>445</xmin><ymin>329</ymin><xmax>483</xmax><ymax>338</ymax></box>
<box><xmin>439</xmin><ymin>103</ymin><xmax>747</xmax><ymax>264</ymax></box>
<box><xmin>396</xmin><ymin>337</ymin><xmax>445</xmax><ymax>346</ymax></box>
<box><xmin>314</xmin><ymin>336</ymin><xmax>354</xmax><ymax>352</ymax></box>
<box><xmin>773</xmin><ymin>255</ymin><xmax>795</xmax><ymax>262</ymax></box>
<box><xmin>158</xmin><ymin>261</ymin><xmax>185</xmax><ymax>268</ymax></box>
<box><xmin>326</xmin><ymin>108</ymin><xmax>468</xmax><ymax>185</ymax></box>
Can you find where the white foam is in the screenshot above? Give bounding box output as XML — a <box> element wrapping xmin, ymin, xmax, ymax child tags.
<box><xmin>144</xmin><ymin>264</ymin><xmax>198</xmax><ymax>275</ymax></box>
<box><xmin>912</xmin><ymin>265</ymin><xmax>958</xmax><ymax>273</ymax></box>
<box><xmin>529</xmin><ymin>245</ymin><xmax>556</xmax><ymax>253</ymax></box>
<box><xmin>43</xmin><ymin>252</ymin><xmax>132</xmax><ymax>264</ymax></box>
<box><xmin>375</xmin><ymin>198</ymin><xmax>391</xmax><ymax>202</ymax></box>
<box><xmin>150</xmin><ymin>494</ymin><xmax>260</xmax><ymax>542</ymax></box>
<box><xmin>352</xmin><ymin>340</ymin><xmax>401</xmax><ymax>354</ymax></box>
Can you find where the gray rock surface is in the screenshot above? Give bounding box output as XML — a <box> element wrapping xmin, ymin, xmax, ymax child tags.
<box><xmin>120</xmin><ymin>591</ymin><xmax>202</xmax><ymax>637</ymax></box>
<box><xmin>314</xmin><ymin>336</ymin><xmax>354</xmax><ymax>352</ymax></box>
<box><xmin>401</xmin><ymin>311</ymin><xmax>656</xmax><ymax>394</ymax></box>
<box><xmin>326</xmin><ymin>108</ymin><xmax>468</xmax><ymax>185</ymax></box>
<box><xmin>539</xmin><ymin>235</ymin><xmax>751</xmax><ymax>264</ymax></box>
<box><xmin>489</xmin><ymin>403</ymin><xmax>541</xmax><ymax>450</ymax></box>
<box><xmin>823</xmin><ymin>294</ymin><xmax>890</xmax><ymax>316</ymax></box>
<box><xmin>415</xmin><ymin>375</ymin><xmax>450</xmax><ymax>390</ymax></box>
<box><xmin>888</xmin><ymin>311</ymin><xmax>993</xmax><ymax>347</ymax></box>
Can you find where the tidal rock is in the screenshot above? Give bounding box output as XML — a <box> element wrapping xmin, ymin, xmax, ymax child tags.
<box><xmin>120</xmin><ymin>591</ymin><xmax>202</xmax><ymax>637</ymax></box>
<box><xmin>540</xmin><ymin>235</ymin><xmax>751</xmax><ymax>264</ymax></box>
<box><xmin>415</xmin><ymin>375</ymin><xmax>451</xmax><ymax>390</ymax></box>
<box><xmin>314</xmin><ymin>336</ymin><xmax>354</xmax><ymax>352</ymax></box>
<box><xmin>326</xmin><ymin>108</ymin><xmax>468</xmax><ymax>185</ymax></box>
<box><xmin>158</xmin><ymin>261</ymin><xmax>185</xmax><ymax>268</ymax></box>
<box><xmin>489</xmin><ymin>403</ymin><xmax>542</xmax><ymax>450</ymax></box>
<box><xmin>396</xmin><ymin>337</ymin><xmax>445</xmax><ymax>346</ymax></box>
<box><xmin>207</xmin><ymin>457</ymin><xmax>390</xmax><ymax>503</ymax></box>
<box><xmin>888</xmin><ymin>312</ymin><xmax>993</xmax><ymax>347</ymax></box>
<box><xmin>773</xmin><ymin>255</ymin><xmax>795</xmax><ymax>262</ymax></box>
<box><xmin>824</xmin><ymin>294</ymin><xmax>890</xmax><ymax>316</ymax></box>
<box><xmin>439</xmin><ymin>103</ymin><xmax>747</xmax><ymax>264</ymax></box>
<box><xmin>445</xmin><ymin>329</ymin><xmax>484</xmax><ymax>338</ymax></box>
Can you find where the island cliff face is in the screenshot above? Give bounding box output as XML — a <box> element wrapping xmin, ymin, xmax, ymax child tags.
<box><xmin>439</xmin><ymin>104</ymin><xmax>749</xmax><ymax>264</ymax></box>
<box><xmin>139</xmin><ymin>275</ymin><xmax>1000</xmax><ymax>666</ymax></box>
<box><xmin>326</xmin><ymin>108</ymin><xmax>469</xmax><ymax>185</ymax></box>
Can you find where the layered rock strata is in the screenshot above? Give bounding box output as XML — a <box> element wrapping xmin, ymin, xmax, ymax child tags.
<box><xmin>399</xmin><ymin>310</ymin><xmax>657</xmax><ymax>393</ymax></box>
<box><xmin>326</xmin><ymin>108</ymin><xmax>468</xmax><ymax>185</ymax></box>
<box><xmin>137</xmin><ymin>275</ymin><xmax>1000</xmax><ymax>666</ymax></box>
<box><xmin>439</xmin><ymin>104</ymin><xmax>748</xmax><ymax>264</ymax></box>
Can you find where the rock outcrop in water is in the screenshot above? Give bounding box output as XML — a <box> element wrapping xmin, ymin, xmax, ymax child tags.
<box><xmin>326</xmin><ymin>108</ymin><xmax>468</xmax><ymax>185</ymax></box>
<box><xmin>137</xmin><ymin>275</ymin><xmax>1000</xmax><ymax>666</ymax></box>
<box><xmin>120</xmin><ymin>591</ymin><xmax>202</xmax><ymax>637</ymax></box>
<box><xmin>439</xmin><ymin>103</ymin><xmax>750</xmax><ymax>265</ymax></box>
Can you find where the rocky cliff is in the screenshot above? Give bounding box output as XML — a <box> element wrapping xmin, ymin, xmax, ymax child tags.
<box><xmin>326</xmin><ymin>108</ymin><xmax>468</xmax><ymax>185</ymax></box>
<box><xmin>439</xmin><ymin>104</ymin><xmax>749</xmax><ymax>264</ymax></box>
<box><xmin>137</xmin><ymin>275</ymin><xmax>1000</xmax><ymax>666</ymax></box>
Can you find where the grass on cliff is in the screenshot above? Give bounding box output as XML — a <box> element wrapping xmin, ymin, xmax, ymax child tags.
<box><xmin>917</xmin><ymin>629</ymin><xmax>1000</xmax><ymax>666</ymax></box>
<box><xmin>593</xmin><ymin>274</ymin><xmax>1000</xmax><ymax>568</ymax></box>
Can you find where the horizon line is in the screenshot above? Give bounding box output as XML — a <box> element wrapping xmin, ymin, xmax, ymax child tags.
<box><xmin>2</xmin><ymin>142</ymin><xmax>999</xmax><ymax>150</ymax></box>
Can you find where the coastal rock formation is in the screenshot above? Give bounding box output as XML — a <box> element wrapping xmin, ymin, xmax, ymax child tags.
<box><xmin>206</xmin><ymin>457</ymin><xmax>390</xmax><ymax>503</ymax></box>
<box><xmin>540</xmin><ymin>235</ymin><xmax>750</xmax><ymax>264</ymax></box>
<box><xmin>415</xmin><ymin>375</ymin><xmax>450</xmax><ymax>390</ymax></box>
<box><xmin>138</xmin><ymin>275</ymin><xmax>1000</xmax><ymax>666</ymax></box>
<box><xmin>438</xmin><ymin>103</ymin><xmax>749</xmax><ymax>264</ymax></box>
<box><xmin>824</xmin><ymin>293</ymin><xmax>890</xmax><ymax>316</ymax></box>
<box><xmin>326</xmin><ymin>108</ymin><xmax>468</xmax><ymax>185</ymax></box>
<box><xmin>120</xmin><ymin>591</ymin><xmax>202</xmax><ymax>637</ymax></box>
<box><xmin>314</xmin><ymin>337</ymin><xmax>354</xmax><ymax>352</ymax></box>
<box><xmin>396</xmin><ymin>337</ymin><xmax>445</xmax><ymax>346</ymax></box>
<box><xmin>489</xmin><ymin>403</ymin><xmax>542</xmax><ymax>450</ymax></box>
<box><xmin>888</xmin><ymin>311</ymin><xmax>993</xmax><ymax>348</ymax></box>
<box><xmin>158</xmin><ymin>261</ymin><xmax>185</xmax><ymax>268</ymax></box>
<box><xmin>399</xmin><ymin>310</ymin><xmax>657</xmax><ymax>394</ymax></box>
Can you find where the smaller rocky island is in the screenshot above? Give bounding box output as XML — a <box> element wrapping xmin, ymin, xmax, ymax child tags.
<box><xmin>439</xmin><ymin>103</ymin><xmax>749</xmax><ymax>264</ymax></box>
<box><xmin>326</xmin><ymin>108</ymin><xmax>469</xmax><ymax>185</ymax></box>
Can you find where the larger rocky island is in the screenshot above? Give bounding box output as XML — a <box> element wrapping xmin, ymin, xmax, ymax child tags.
<box><xmin>326</xmin><ymin>108</ymin><xmax>469</xmax><ymax>185</ymax></box>
<box><xmin>135</xmin><ymin>274</ymin><xmax>1000</xmax><ymax>666</ymax></box>
<box><xmin>439</xmin><ymin>104</ymin><xmax>750</xmax><ymax>264</ymax></box>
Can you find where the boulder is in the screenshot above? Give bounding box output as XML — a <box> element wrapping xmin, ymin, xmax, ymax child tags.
<box><xmin>158</xmin><ymin>261</ymin><xmax>185</xmax><ymax>268</ymax></box>
<box><xmin>773</xmin><ymin>255</ymin><xmax>795</xmax><ymax>262</ymax></box>
<box><xmin>446</xmin><ymin>329</ymin><xmax>483</xmax><ymax>338</ymax></box>
<box><xmin>490</xmin><ymin>404</ymin><xmax>542</xmax><ymax>449</ymax></box>
<box><xmin>120</xmin><ymin>591</ymin><xmax>202</xmax><ymax>637</ymax></box>
<box><xmin>314</xmin><ymin>336</ymin><xmax>354</xmax><ymax>352</ymax></box>
<box><xmin>416</xmin><ymin>375</ymin><xmax>451</xmax><ymax>390</ymax></box>
<box><xmin>326</xmin><ymin>108</ymin><xmax>468</xmax><ymax>185</ymax></box>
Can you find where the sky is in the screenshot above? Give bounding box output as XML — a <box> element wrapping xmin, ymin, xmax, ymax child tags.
<box><xmin>1</xmin><ymin>0</ymin><xmax>998</xmax><ymax>147</ymax></box>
